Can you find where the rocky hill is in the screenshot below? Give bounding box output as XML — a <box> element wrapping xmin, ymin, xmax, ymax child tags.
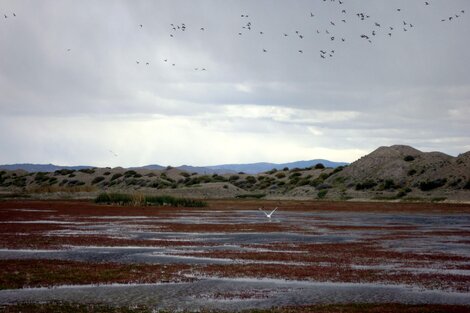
<box><xmin>1</xmin><ymin>145</ymin><xmax>469</xmax><ymax>202</ymax></box>
<box><xmin>324</xmin><ymin>145</ymin><xmax>470</xmax><ymax>200</ymax></box>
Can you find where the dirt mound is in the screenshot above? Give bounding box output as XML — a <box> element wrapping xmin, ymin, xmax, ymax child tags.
<box><xmin>326</xmin><ymin>145</ymin><xmax>470</xmax><ymax>195</ymax></box>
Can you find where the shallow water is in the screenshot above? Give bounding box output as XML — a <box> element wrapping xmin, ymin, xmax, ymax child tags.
<box><xmin>0</xmin><ymin>278</ymin><xmax>469</xmax><ymax>310</ymax></box>
<box><xmin>2</xmin><ymin>207</ymin><xmax>470</xmax><ymax>309</ymax></box>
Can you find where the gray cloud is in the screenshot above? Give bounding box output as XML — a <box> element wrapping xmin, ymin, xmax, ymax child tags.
<box><xmin>0</xmin><ymin>0</ymin><xmax>469</xmax><ymax>165</ymax></box>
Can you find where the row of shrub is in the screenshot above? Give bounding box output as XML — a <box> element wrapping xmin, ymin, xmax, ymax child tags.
<box><xmin>353</xmin><ymin>177</ymin><xmax>469</xmax><ymax>192</ymax></box>
<box><xmin>95</xmin><ymin>192</ymin><xmax>206</xmax><ymax>207</ymax></box>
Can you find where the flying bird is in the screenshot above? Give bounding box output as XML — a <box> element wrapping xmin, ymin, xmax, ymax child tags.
<box><xmin>259</xmin><ymin>207</ymin><xmax>278</xmax><ymax>219</ymax></box>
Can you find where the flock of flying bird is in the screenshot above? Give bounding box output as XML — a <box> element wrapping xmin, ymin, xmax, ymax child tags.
<box><xmin>141</xmin><ymin>0</ymin><xmax>466</xmax><ymax>68</ymax></box>
<box><xmin>2</xmin><ymin>0</ymin><xmax>467</xmax><ymax>71</ymax></box>
<box><xmin>233</xmin><ymin>0</ymin><xmax>466</xmax><ymax>60</ymax></box>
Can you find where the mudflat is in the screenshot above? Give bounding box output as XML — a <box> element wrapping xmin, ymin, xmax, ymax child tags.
<box><xmin>0</xmin><ymin>200</ymin><xmax>469</xmax><ymax>312</ymax></box>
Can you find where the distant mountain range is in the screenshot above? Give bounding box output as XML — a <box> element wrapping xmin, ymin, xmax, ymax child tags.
<box><xmin>1</xmin><ymin>159</ymin><xmax>348</xmax><ymax>174</ymax></box>
<box><xmin>203</xmin><ymin>159</ymin><xmax>348</xmax><ymax>174</ymax></box>
<box><xmin>0</xmin><ymin>163</ymin><xmax>93</xmax><ymax>173</ymax></box>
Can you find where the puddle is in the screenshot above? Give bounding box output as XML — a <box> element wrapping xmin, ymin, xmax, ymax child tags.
<box><xmin>7</xmin><ymin>209</ymin><xmax>57</xmax><ymax>213</ymax></box>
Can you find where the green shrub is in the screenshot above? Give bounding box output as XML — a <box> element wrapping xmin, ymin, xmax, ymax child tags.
<box><xmin>449</xmin><ymin>178</ymin><xmax>462</xmax><ymax>188</ymax></box>
<box><xmin>275</xmin><ymin>172</ymin><xmax>286</xmax><ymax>179</ymax></box>
<box><xmin>11</xmin><ymin>177</ymin><xmax>27</xmax><ymax>187</ymax></box>
<box><xmin>34</xmin><ymin>172</ymin><xmax>50</xmax><ymax>183</ymax></box>
<box><xmin>235</xmin><ymin>193</ymin><xmax>266</xmax><ymax>199</ymax></box>
<box><xmin>79</xmin><ymin>168</ymin><xmax>95</xmax><ymax>174</ymax></box>
<box><xmin>110</xmin><ymin>173</ymin><xmax>123</xmax><ymax>181</ymax></box>
<box><xmin>67</xmin><ymin>180</ymin><xmax>85</xmax><ymax>186</ymax></box>
<box><xmin>404</xmin><ymin>155</ymin><xmax>415</xmax><ymax>162</ymax></box>
<box><xmin>396</xmin><ymin>187</ymin><xmax>412</xmax><ymax>198</ymax></box>
<box><xmin>296</xmin><ymin>178</ymin><xmax>311</xmax><ymax>187</ymax></box>
<box><xmin>103</xmin><ymin>171</ymin><xmax>111</xmax><ymax>176</ymax></box>
<box><xmin>332</xmin><ymin>166</ymin><xmax>345</xmax><ymax>174</ymax></box>
<box><xmin>407</xmin><ymin>169</ymin><xmax>417</xmax><ymax>176</ymax></box>
<box><xmin>419</xmin><ymin>179</ymin><xmax>447</xmax><ymax>191</ymax></box>
<box><xmin>54</xmin><ymin>169</ymin><xmax>75</xmax><ymax>176</ymax></box>
<box><xmin>309</xmin><ymin>178</ymin><xmax>322</xmax><ymax>187</ymax></box>
<box><xmin>356</xmin><ymin>180</ymin><xmax>377</xmax><ymax>190</ymax></box>
<box><xmin>383</xmin><ymin>179</ymin><xmax>397</xmax><ymax>190</ymax></box>
<box><xmin>211</xmin><ymin>174</ymin><xmax>227</xmax><ymax>182</ymax></box>
<box><xmin>228</xmin><ymin>175</ymin><xmax>240</xmax><ymax>182</ymax></box>
<box><xmin>124</xmin><ymin>170</ymin><xmax>137</xmax><ymax>177</ymax></box>
<box><xmin>317</xmin><ymin>189</ymin><xmax>328</xmax><ymax>199</ymax></box>
<box><xmin>245</xmin><ymin>176</ymin><xmax>257</xmax><ymax>184</ymax></box>
<box><xmin>314</xmin><ymin>163</ymin><xmax>325</xmax><ymax>169</ymax></box>
<box><xmin>464</xmin><ymin>180</ymin><xmax>470</xmax><ymax>190</ymax></box>
<box><xmin>266</xmin><ymin>168</ymin><xmax>277</xmax><ymax>174</ymax></box>
<box><xmin>91</xmin><ymin>176</ymin><xmax>105</xmax><ymax>185</ymax></box>
<box><xmin>289</xmin><ymin>172</ymin><xmax>302</xmax><ymax>179</ymax></box>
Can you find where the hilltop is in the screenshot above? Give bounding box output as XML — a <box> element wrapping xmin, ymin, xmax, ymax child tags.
<box><xmin>0</xmin><ymin>145</ymin><xmax>469</xmax><ymax>202</ymax></box>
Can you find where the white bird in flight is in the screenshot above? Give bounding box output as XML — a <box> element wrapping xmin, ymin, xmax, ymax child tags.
<box><xmin>259</xmin><ymin>207</ymin><xmax>278</xmax><ymax>218</ymax></box>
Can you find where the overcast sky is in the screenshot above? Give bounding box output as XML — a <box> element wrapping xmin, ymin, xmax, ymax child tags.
<box><xmin>1</xmin><ymin>0</ymin><xmax>469</xmax><ymax>167</ymax></box>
